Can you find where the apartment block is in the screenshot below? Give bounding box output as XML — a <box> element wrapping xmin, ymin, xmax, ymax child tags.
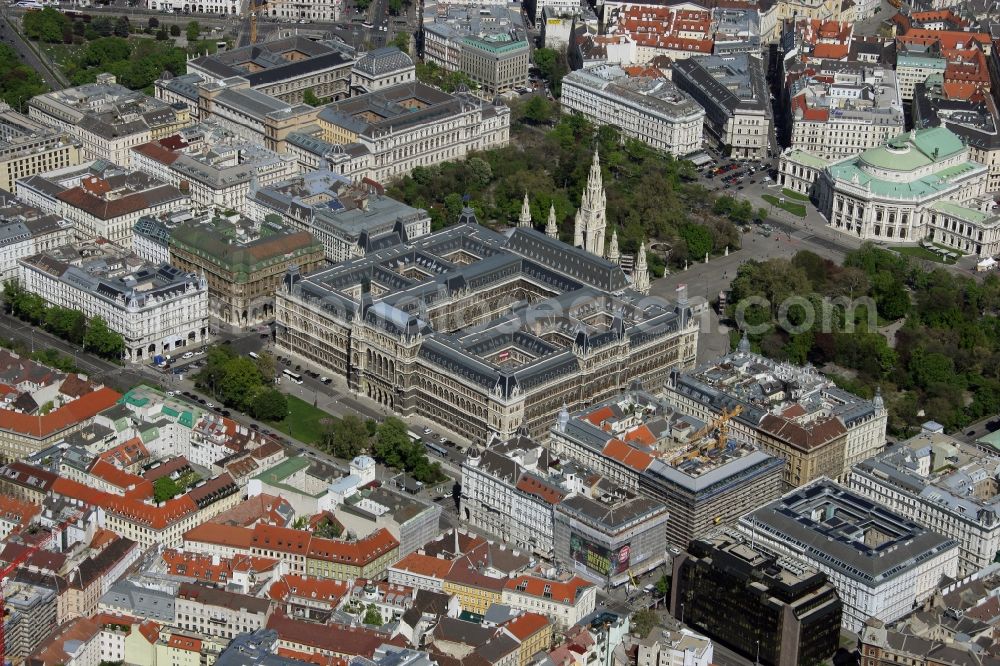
<box><xmin>0</xmin><ymin>103</ymin><xmax>81</xmax><ymax>193</ymax></box>
<box><xmin>28</xmin><ymin>75</ymin><xmax>190</xmax><ymax>167</ymax></box>
<box><xmin>560</xmin><ymin>65</ymin><xmax>705</xmax><ymax>157</ymax></box>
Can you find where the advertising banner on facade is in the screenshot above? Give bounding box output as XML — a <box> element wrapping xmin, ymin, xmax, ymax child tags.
<box><xmin>570</xmin><ymin>532</ymin><xmax>631</xmax><ymax>576</ymax></box>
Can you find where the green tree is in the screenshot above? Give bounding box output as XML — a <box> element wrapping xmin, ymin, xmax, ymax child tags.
<box><xmin>533</xmin><ymin>48</ymin><xmax>567</xmax><ymax>95</ymax></box>
<box><xmin>654</xmin><ymin>575</ymin><xmax>670</xmax><ymax>598</ymax></box>
<box><xmin>186</xmin><ymin>21</ymin><xmax>200</xmax><ymax>42</ymax></box>
<box><xmin>363</xmin><ymin>604</ymin><xmax>382</xmax><ymax>625</ymax></box>
<box><xmin>91</xmin><ymin>16</ymin><xmax>113</xmax><ymax>37</ymax></box>
<box><xmin>467</xmin><ymin>157</ymin><xmax>492</xmax><ymax>186</ymax></box>
<box><xmin>387</xmin><ymin>0</ymin><xmax>402</xmax><ymax>13</ymax></box>
<box><xmin>390</xmin><ymin>31</ymin><xmax>409</xmax><ymax>52</ymax></box>
<box><xmin>153</xmin><ymin>476</ymin><xmax>181</xmax><ymax>503</ymax></box>
<box><xmin>314</xmin><ymin>516</ymin><xmax>342</xmax><ymax>538</ymax></box>
<box><xmin>147</xmin><ymin>17</ymin><xmax>160</xmax><ymax>29</ymax></box>
<box><xmin>522</xmin><ymin>95</ymin><xmax>553</xmax><ymax>125</ymax></box>
<box><xmin>679</xmin><ymin>223</ymin><xmax>713</xmax><ymax>261</ymax></box>
<box><xmin>302</xmin><ymin>87</ymin><xmax>323</xmax><ymax>107</ymax></box>
<box><xmin>170</xmin><ymin>24</ymin><xmax>181</xmax><ymax>37</ymax></box>
<box><xmin>195</xmin><ymin>345</ymin><xmax>236</xmax><ymax>395</ymax></box>
<box><xmin>254</xmin><ymin>352</ymin><xmax>276</xmax><ymax>383</ymax></box>
<box><xmin>84</xmin><ymin>317</ymin><xmax>125</xmax><ymax>360</ymax></box>
<box><xmin>218</xmin><ymin>357</ymin><xmax>263</xmax><ymax>410</ymax></box>
<box><xmin>631</xmin><ymin>609</ymin><xmax>657</xmax><ymax>638</ymax></box>
<box><xmin>22</xmin><ymin>7</ymin><xmax>69</xmax><ymax>43</ymax></box>
<box><xmin>373</xmin><ymin>417</ymin><xmax>411</xmax><ymax>469</ymax></box>
<box><xmin>909</xmin><ymin>349</ymin><xmax>956</xmax><ymax>389</ymax></box>
<box><xmin>326</xmin><ymin>414</ymin><xmax>370</xmax><ymax>459</ymax></box>
<box><xmin>44</xmin><ymin>307</ymin><xmax>85</xmax><ymax>344</ymax></box>
<box><xmin>872</xmin><ymin>271</ymin><xmax>909</xmax><ymax>320</ymax></box>
<box><xmin>113</xmin><ymin>16</ymin><xmax>130</xmax><ymax>37</ymax></box>
<box><xmin>251</xmin><ymin>388</ymin><xmax>288</xmax><ymax>421</ymax></box>
<box><xmin>442</xmin><ymin>192</ymin><xmax>464</xmax><ymax>221</ymax></box>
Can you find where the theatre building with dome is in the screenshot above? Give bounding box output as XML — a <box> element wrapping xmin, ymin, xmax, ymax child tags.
<box><xmin>815</xmin><ymin>127</ymin><xmax>992</xmax><ymax>249</ymax></box>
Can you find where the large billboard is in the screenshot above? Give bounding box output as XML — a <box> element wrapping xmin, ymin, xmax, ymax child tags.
<box><xmin>569</xmin><ymin>533</ymin><xmax>631</xmax><ymax>577</ymax></box>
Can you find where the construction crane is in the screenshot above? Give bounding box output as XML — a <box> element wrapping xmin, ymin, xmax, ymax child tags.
<box><xmin>0</xmin><ymin>506</ymin><xmax>87</xmax><ymax>665</ymax></box>
<box><xmin>249</xmin><ymin>0</ymin><xmax>292</xmax><ymax>45</ymax></box>
<box><xmin>249</xmin><ymin>0</ymin><xmax>261</xmax><ymax>45</ymax></box>
<box><xmin>676</xmin><ymin>405</ymin><xmax>744</xmax><ymax>464</ymax></box>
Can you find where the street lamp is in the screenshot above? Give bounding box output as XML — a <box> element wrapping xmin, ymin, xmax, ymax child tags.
<box><xmin>755</xmin><ymin>639</ymin><xmax>760</xmax><ymax>665</ymax></box>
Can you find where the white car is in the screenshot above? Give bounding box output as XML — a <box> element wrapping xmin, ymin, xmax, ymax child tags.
<box><xmin>167</xmin><ymin>390</ymin><xmax>178</xmax><ymax>396</ymax></box>
<box><xmin>206</xmin><ymin>402</ymin><xmax>216</xmax><ymax>409</ymax></box>
<box><xmin>182</xmin><ymin>351</ymin><xmax>194</xmax><ymax>359</ymax></box>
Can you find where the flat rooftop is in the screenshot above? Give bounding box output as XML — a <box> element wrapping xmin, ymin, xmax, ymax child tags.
<box><xmin>740</xmin><ymin>480</ymin><xmax>958</xmax><ymax>585</ymax></box>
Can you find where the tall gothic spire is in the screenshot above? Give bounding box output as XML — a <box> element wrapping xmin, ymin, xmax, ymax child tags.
<box><xmin>633</xmin><ymin>240</ymin><xmax>650</xmax><ymax>294</ymax></box>
<box><xmin>546</xmin><ymin>204</ymin><xmax>558</xmax><ymax>238</ymax></box>
<box><xmin>607</xmin><ymin>229</ymin><xmax>620</xmax><ymax>263</ymax></box>
<box><xmin>578</xmin><ymin>149</ymin><xmax>607</xmax><ymax>257</ymax></box>
<box><xmin>518</xmin><ymin>192</ymin><xmax>532</xmax><ymax>228</ymax></box>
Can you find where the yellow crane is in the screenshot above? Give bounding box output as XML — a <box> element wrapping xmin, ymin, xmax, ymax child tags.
<box><xmin>250</xmin><ymin>0</ymin><xmax>289</xmax><ymax>45</ymax></box>
<box><xmin>249</xmin><ymin>0</ymin><xmax>261</xmax><ymax>44</ymax></box>
<box><xmin>677</xmin><ymin>405</ymin><xmax>743</xmax><ymax>463</ymax></box>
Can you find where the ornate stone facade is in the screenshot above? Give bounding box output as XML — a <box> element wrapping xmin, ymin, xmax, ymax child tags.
<box><xmin>275</xmin><ymin>216</ymin><xmax>696</xmax><ymax>444</ymax></box>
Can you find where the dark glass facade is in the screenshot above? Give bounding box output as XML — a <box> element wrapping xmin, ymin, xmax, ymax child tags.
<box><xmin>670</xmin><ymin>537</ymin><xmax>842</xmax><ymax>666</ymax></box>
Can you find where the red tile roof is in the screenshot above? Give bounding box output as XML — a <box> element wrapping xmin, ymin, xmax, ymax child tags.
<box><xmin>897</xmin><ymin>29</ymin><xmax>991</xmax><ymax>51</ymax></box>
<box><xmin>504</xmin><ymin>575</ymin><xmax>594</xmax><ymax>605</ymax></box>
<box><xmin>307</xmin><ymin>528</ymin><xmax>399</xmax><ymax>565</ymax></box>
<box><xmin>0</xmin><ymin>493</ymin><xmax>40</xmax><ymax>532</ymax></box>
<box><xmin>53</xmin><ymin>477</ymin><xmax>197</xmax><ymax>529</ymax></box>
<box><xmin>601</xmin><ymin>438</ymin><xmax>653</xmax><ymax>472</ymax></box>
<box><xmin>141</xmin><ymin>456</ymin><xmax>191</xmax><ymax>482</ymax></box>
<box><xmin>267</xmin><ymin>614</ymin><xmax>391</xmax><ymax>657</ymax></box>
<box><xmin>89</xmin><ymin>527</ymin><xmax>120</xmax><ymax>551</ymax></box>
<box><xmin>90</xmin><ymin>459</ymin><xmax>152</xmax><ymax>496</ymax></box>
<box><xmin>791</xmin><ymin>95</ymin><xmax>830</xmax><ymax>122</ymax></box>
<box><xmin>91</xmin><ymin>611</ymin><xmax>138</xmax><ymax>627</ymax></box>
<box><xmin>515</xmin><ymin>476</ymin><xmax>567</xmax><ymax>505</ymax></box>
<box><xmin>138</xmin><ymin>621</ymin><xmax>161</xmax><ymax>645</ymax></box>
<box><xmin>183</xmin><ymin>522</ymin><xmax>255</xmax><ymax>549</ymax></box>
<box><xmin>503</xmin><ymin>612</ymin><xmax>550</xmax><ymax>641</ymax></box>
<box><xmin>132</xmin><ymin>141</ymin><xmax>182</xmax><ymax>166</ymax></box>
<box><xmin>166</xmin><ymin>634</ymin><xmax>202</xmax><ymax>653</ymax></box>
<box><xmin>0</xmin><ymin>387</ymin><xmax>120</xmax><ymax>437</ymax></box>
<box><xmin>162</xmin><ymin>549</ymin><xmax>279</xmax><ymax>582</ymax></box>
<box><xmin>252</xmin><ymin>524</ymin><xmax>311</xmax><ymax>553</ymax></box>
<box><xmin>27</xmin><ymin>617</ymin><xmax>101</xmax><ymax>665</ymax></box>
<box><xmin>0</xmin><ymin>542</ymin><xmax>67</xmax><ymax>572</ymax></box>
<box><xmin>97</xmin><ymin>437</ymin><xmax>149</xmax><ymax>469</ymax></box>
<box><xmin>55</xmin><ymin>184</ymin><xmax>183</xmax><ymax>221</ymax></box>
<box><xmin>389</xmin><ymin>552</ymin><xmax>454</xmax><ymax>579</ymax></box>
<box><xmin>759</xmin><ymin>413</ymin><xmax>847</xmax><ymax>451</ymax></box>
<box><xmin>812</xmin><ymin>43</ymin><xmax>849</xmax><ymax>59</ymax></box>
<box><xmin>582</xmin><ymin>406</ymin><xmax>615</xmax><ymax>428</ymax></box>
<box><xmin>277</xmin><ymin>648</ymin><xmax>346</xmax><ymax>666</ymax></box>
<box><xmin>622</xmin><ymin>425</ymin><xmax>656</xmax><ymax>447</ymax></box>
<box><xmin>268</xmin><ymin>575</ymin><xmax>349</xmax><ymax>605</ymax></box>
<box><xmin>210</xmin><ymin>494</ymin><xmax>292</xmax><ymax>527</ymax></box>
<box><xmin>444</xmin><ymin>558</ymin><xmax>507</xmax><ymax>592</ymax></box>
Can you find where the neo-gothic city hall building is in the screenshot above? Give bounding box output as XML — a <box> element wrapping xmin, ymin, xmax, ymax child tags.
<box><xmin>275</xmin><ymin>212</ymin><xmax>697</xmax><ymax>444</ymax></box>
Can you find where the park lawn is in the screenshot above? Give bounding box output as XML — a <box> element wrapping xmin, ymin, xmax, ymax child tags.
<box><xmin>894</xmin><ymin>245</ymin><xmax>957</xmax><ymax>265</ymax></box>
<box><xmin>762</xmin><ymin>194</ymin><xmax>807</xmax><ymax>218</ymax></box>
<box><xmin>39</xmin><ymin>42</ymin><xmax>82</xmax><ymax>69</ymax></box>
<box><xmin>267</xmin><ymin>395</ymin><xmax>338</xmax><ymax>445</ymax></box>
<box><xmin>781</xmin><ymin>188</ymin><xmax>810</xmax><ymax>202</ymax></box>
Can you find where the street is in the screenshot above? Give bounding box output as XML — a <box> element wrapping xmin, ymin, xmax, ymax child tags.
<box><xmin>0</xmin><ymin>8</ymin><xmax>66</xmax><ymax>91</ymax></box>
